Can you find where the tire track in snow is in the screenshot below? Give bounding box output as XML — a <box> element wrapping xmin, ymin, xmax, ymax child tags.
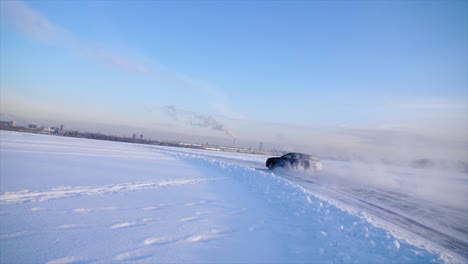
<box><xmin>46</xmin><ymin>256</ymin><xmax>83</xmax><ymax>264</ymax></box>
<box><xmin>1</xmin><ymin>149</ymin><xmax>174</xmax><ymax>160</ymax></box>
<box><xmin>111</xmin><ymin>222</ymin><xmax>141</xmax><ymax>229</ymax></box>
<box><xmin>0</xmin><ymin>178</ymin><xmax>223</xmax><ymax>205</ymax></box>
<box><xmin>110</xmin><ymin>217</ymin><xmax>158</xmax><ymax>229</ymax></box>
<box><xmin>143</xmin><ymin>236</ymin><xmax>179</xmax><ymax>246</ymax></box>
<box><xmin>0</xmin><ymin>231</ymin><xmax>32</xmax><ymax>239</ymax></box>
<box><xmin>114</xmin><ymin>249</ymin><xmax>147</xmax><ymax>261</ymax></box>
<box><xmin>114</xmin><ymin>230</ymin><xmax>227</xmax><ymax>262</ymax></box>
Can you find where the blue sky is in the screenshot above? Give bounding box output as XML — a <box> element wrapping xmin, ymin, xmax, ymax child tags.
<box><xmin>1</xmin><ymin>0</ymin><xmax>467</xmax><ymax>160</ymax></box>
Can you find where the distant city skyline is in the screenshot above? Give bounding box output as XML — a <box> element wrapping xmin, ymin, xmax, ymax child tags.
<box><xmin>1</xmin><ymin>0</ymin><xmax>467</xmax><ymax>161</ymax></box>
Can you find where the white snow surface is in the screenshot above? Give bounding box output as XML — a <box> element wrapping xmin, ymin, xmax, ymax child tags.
<box><xmin>1</xmin><ymin>131</ymin><xmax>466</xmax><ymax>263</ymax></box>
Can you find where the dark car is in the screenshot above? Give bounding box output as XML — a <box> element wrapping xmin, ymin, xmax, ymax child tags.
<box><xmin>266</xmin><ymin>152</ymin><xmax>322</xmax><ymax>172</ymax></box>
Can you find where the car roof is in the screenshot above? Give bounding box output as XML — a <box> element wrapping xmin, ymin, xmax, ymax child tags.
<box><xmin>283</xmin><ymin>152</ymin><xmax>316</xmax><ymax>159</ymax></box>
<box><xmin>284</xmin><ymin>152</ymin><xmax>307</xmax><ymax>157</ymax></box>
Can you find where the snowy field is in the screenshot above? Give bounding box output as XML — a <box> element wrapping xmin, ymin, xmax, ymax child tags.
<box><xmin>0</xmin><ymin>131</ymin><xmax>466</xmax><ymax>263</ymax></box>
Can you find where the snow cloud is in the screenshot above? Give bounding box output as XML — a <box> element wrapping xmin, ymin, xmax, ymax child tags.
<box><xmin>321</xmin><ymin>159</ymin><xmax>468</xmax><ymax>209</ymax></box>
<box><xmin>163</xmin><ymin>105</ymin><xmax>235</xmax><ymax>139</ymax></box>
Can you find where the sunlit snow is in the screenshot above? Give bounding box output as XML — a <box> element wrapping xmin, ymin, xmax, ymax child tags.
<box><xmin>0</xmin><ymin>131</ymin><xmax>466</xmax><ymax>263</ymax></box>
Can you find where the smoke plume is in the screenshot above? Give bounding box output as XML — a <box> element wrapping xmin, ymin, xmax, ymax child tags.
<box><xmin>162</xmin><ymin>105</ymin><xmax>234</xmax><ymax>138</ymax></box>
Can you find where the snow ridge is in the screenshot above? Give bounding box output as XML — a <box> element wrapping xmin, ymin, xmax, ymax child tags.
<box><xmin>0</xmin><ymin>178</ymin><xmax>221</xmax><ymax>205</ymax></box>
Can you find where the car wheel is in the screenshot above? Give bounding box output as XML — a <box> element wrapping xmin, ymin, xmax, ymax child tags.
<box><xmin>290</xmin><ymin>160</ymin><xmax>299</xmax><ymax>169</ymax></box>
<box><xmin>267</xmin><ymin>161</ymin><xmax>275</xmax><ymax>169</ymax></box>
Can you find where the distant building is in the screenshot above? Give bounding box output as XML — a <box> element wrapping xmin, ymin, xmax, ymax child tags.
<box><xmin>28</xmin><ymin>124</ymin><xmax>38</xmax><ymax>129</ymax></box>
<box><xmin>0</xmin><ymin>121</ymin><xmax>15</xmax><ymax>127</ymax></box>
<box><xmin>44</xmin><ymin>127</ymin><xmax>59</xmax><ymax>134</ymax></box>
<box><xmin>140</xmin><ymin>134</ymin><xmax>143</xmax><ymax>140</ymax></box>
<box><xmin>132</xmin><ymin>134</ymin><xmax>137</xmax><ymax>140</ymax></box>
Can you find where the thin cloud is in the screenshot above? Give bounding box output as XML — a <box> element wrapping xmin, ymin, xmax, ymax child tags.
<box><xmin>0</xmin><ymin>1</ymin><xmax>148</xmax><ymax>76</ymax></box>
<box><xmin>1</xmin><ymin>0</ymin><xmax>62</xmax><ymax>43</ymax></box>
<box><xmin>399</xmin><ymin>101</ymin><xmax>468</xmax><ymax>110</ymax></box>
<box><xmin>1</xmin><ymin>0</ymin><xmax>241</xmax><ymax>119</ymax></box>
<box><xmin>93</xmin><ymin>48</ymin><xmax>150</xmax><ymax>75</ymax></box>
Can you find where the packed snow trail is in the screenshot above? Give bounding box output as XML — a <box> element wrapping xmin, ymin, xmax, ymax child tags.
<box><xmin>0</xmin><ymin>131</ymin><xmax>462</xmax><ymax>263</ymax></box>
<box><xmin>156</xmin><ymin>145</ymin><xmax>467</xmax><ymax>263</ymax></box>
<box><xmin>278</xmin><ymin>170</ymin><xmax>467</xmax><ymax>261</ymax></box>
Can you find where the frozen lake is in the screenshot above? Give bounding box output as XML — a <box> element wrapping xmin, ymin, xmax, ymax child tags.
<box><xmin>1</xmin><ymin>131</ymin><xmax>466</xmax><ymax>263</ymax></box>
